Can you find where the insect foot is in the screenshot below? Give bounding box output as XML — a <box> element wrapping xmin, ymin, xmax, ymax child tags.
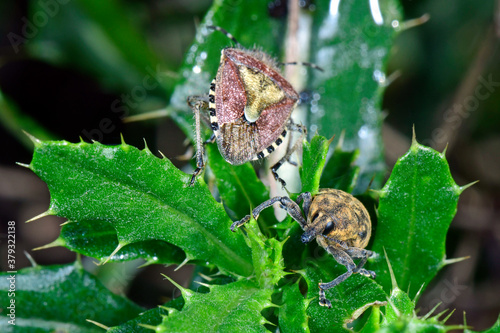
<box><xmin>187</xmin><ymin>26</ymin><xmax>310</xmax><ymax>188</ymax></box>
<box><xmin>231</xmin><ymin>188</ymin><xmax>376</xmax><ymax>308</ymax></box>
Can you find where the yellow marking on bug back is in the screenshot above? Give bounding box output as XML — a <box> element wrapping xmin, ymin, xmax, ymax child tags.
<box><xmin>238</xmin><ymin>66</ymin><xmax>284</xmax><ymax>123</ymax></box>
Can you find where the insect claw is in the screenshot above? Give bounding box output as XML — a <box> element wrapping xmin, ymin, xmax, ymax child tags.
<box><xmin>230</xmin><ymin>215</ymin><xmax>251</xmax><ymax>232</ymax></box>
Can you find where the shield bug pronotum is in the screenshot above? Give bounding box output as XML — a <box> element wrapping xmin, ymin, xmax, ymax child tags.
<box><xmin>231</xmin><ymin>188</ymin><xmax>376</xmax><ymax>308</ymax></box>
<box><xmin>187</xmin><ymin>26</ymin><xmax>320</xmax><ymax>187</ymax></box>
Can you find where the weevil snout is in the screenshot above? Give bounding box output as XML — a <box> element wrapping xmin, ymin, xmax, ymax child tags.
<box><xmin>300</xmin><ymin>230</ymin><xmax>316</xmax><ymax>243</ymax></box>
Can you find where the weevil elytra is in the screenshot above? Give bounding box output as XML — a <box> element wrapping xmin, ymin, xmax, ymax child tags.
<box><xmin>231</xmin><ymin>188</ymin><xmax>376</xmax><ymax>308</ymax></box>
<box><xmin>187</xmin><ymin>26</ymin><xmax>308</xmax><ymax>188</ymax></box>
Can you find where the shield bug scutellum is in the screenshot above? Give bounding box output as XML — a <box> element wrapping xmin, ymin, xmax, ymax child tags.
<box><xmin>187</xmin><ymin>26</ymin><xmax>321</xmax><ymax>187</ymax></box>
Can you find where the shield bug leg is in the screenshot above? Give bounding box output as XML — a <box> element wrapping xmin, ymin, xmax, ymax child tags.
<box><xmin>187</xmin><ymin>95</ymin><xmax>211</xmax><ymax>186</ymax></box>
<box><xmin>270</xmin><ymin>123</ymin><xmax>307</xmax><ymax>188</ymax></box>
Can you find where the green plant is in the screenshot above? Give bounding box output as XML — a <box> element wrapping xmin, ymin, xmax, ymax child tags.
<box><xmin>1</xmin><ymin>0</ymin><xmax>499</xmax><ymax>332</ymax></box>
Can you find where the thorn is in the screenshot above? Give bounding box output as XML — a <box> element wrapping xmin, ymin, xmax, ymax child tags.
<box><xmin>413</xmin><ymin>283</ymin><xmax>426</xmax><ymax>303</ymax></box>
<box><xmin>337</xmin><ymin>130</ymin><xmax>346</xmax><ymax>149</ymax></box>
<box><xmin>25</xmin><ymin>251</ymin><xmax>37</xmax><ymax>267</ymax></box>
<box><xmin>22</xmin><ymin>130</ymin><xmax>42</xmax><ymax>146</ymax></box>
<box><xmin>139</xmin><ymin>323</ymin><xmax>160</xmax><ymax>330</ymax></box>
<box><xmin>435</xmin><ymin>308</ymin><xmax>450</xmax><ymax>321</ymax></box>
<box><xmin>442</xmin><ymin>308</ymin><xmax>455</xmax><ymax>323</ymax></box>
<box><xmin>15</xmin><ymin>162</ymin><xmax>30</xmax><ymax>169</ymax></box>
<box><xmin>101</xmin><ymin>243</ymin><xmax>125</xmax><ymax>265</ymax></box>
<box><xmin>411</xmin><ymin>125</ymin><xmax>418</xmax><ymax>149</ymax></box>
<box><xmin>441</xmin><ymin>143</ymin><xmax>449</xmax><ymax>157</ymax></box>
<box><xmin>32</xmin><ymin>238</ymin><xmax>64</xmax><ymax>251</ymax></box>
<box><xmin>327</xmin><ymin>134</ymin><xmax>336</xmax><ymax>146</ymax></box>
<box><xmin>443</xmin><ymin>256</ymin><xmax>470</xmax><ymax>266</ymax></box>
<box><xmin>398</xmin><ymin>13</ymin><xmax>430</xmax><ymax>31</ymax></box>
<box><xmin>460</xmin><ymin>180</ymin><xmax>479</xmax><ymax>193</ymax></box>
<box><xmin>383</xmin><ymin>70</ymin><xmax>402</xmax><ymax>87</ymax></box>
<box><xmin>383</xmin><ymin>247</ymin><xmax>398</xmax><ymax>291</ymax></box>
<box><xmin>198</xmin><ymin>272</ymin><xmax>213</xmax><ymax>282</ymax></box>
<box><xmin>421</xmin><ymin>302</ymin><xmax>442</xmax><ymax>320</ymax></box>
<box><xmin>26</xmin><ymin>210</ymin><xmax>53</xmax><ymax>223</ymax></box>
<box><xmin>143</xmin><ymin>138</ymin><xmax>150</xmax><ymax>153</ymax></box>
<box><xmin>158</xmin><ymin>150</ymin><xmax>167</xmax><ymax>159</ymax></box>
<box><xmin>162</xmin><ymin>273</ymin><xmax>194</xmax><ymax>299</ymax></box>
<box><xmin>193</xmin><ymin>280</ymin><xmax>211</xmax><ymax>288</ymax></box>
<box><xmin>174</xmin><ymin>257</ymin><xmax>190</xmax><ymax>271</ymax></box>
<box><xmin>120</xmin><ymin>133</ymin><xmax>126</xmax><ymax>145</ymax></box>
<box><xmin>123</xmin><ymin>108</ymin><xmax>170</xmax><ymax>123</ymax></box>
<box><xmin>86</xmin><ymin>319</ymin><xmax>109</xmax><ymax>330</ymax></box>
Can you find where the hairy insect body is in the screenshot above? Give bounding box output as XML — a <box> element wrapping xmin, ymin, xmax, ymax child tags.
<box><xmin>188</xmin><ymin>26</ymin><xmax>306</xmax><ymax>187</ymax></box>
<box><xmin>211</xmin><ymin>49</ymin><xmax>298</xmax><ymax>165</ymax></box>
<box><xmin>231</xmin><ymin>188</ymin><xmax>376</xmax><ymax>308</ymax></box>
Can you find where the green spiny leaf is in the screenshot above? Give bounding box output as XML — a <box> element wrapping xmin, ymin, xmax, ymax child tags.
<box><xmin>303</xmin><ymin>260</ymin><xmax>387</xmax><ymax>333</ymax></box>
<box><xmin>56</xmin><ymin>219</ymin><xmax>185</xmax><ymax>265</ymax></box>
<box><xmin>279</xmin><ymin>282</ymin><xmax>311</xmax><ymax>333</ymax></box>
<box><xmin>157</xmin><ymin>279</ymin><xmax>273</xmax><ymax>333</ymax></box>
<box><xmin>0</xmin><ymin>262</ymin><xmax>143</xmax><ymax>332</ymax></box>
<box><xmin>29</xmin><ymin>138</ymin><xmax>252</xmax><ymax>276</ymax></box>
<box><xmin>369</xmin><ymin>137</ymin><xmax>463</xmax><ymax>298</ymax></box>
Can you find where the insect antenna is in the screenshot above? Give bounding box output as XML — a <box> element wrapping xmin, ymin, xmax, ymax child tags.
<box><xmin>206</xmin><ymin>25</ymin><xmax>244</xmax><ymax>49</ymax></box>
<box><xmin>281</xmin><ymin>61</ymin><xmax>324</xmax><ymax>72</ymax></box>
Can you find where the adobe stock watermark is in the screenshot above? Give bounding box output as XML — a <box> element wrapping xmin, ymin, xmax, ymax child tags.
<box><xmin>422</xmin><ymin>74</ymin><xmax>499</xmax><ymax>148</ymax></box>
<box><xmin>7</xmin><ymin>0</ymin><xmax>72</xmax><ymax>54</ymax></box>
<box><xmin>419</xmin><ymin>277</ymin><xmax>467</xmax><ymax>315</ymax></box>
<box><xmin>81</xmin><ymin>65</ymin><xmax>166</xmax><ymax>142</ymax></box>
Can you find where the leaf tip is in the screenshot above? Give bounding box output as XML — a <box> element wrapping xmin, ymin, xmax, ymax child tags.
<box><xmin>162</xmin><ymin>273</ymin><xmax>193</xmax><ymax>299</ymax></box>
<box><xmin>383</xmin><ymin>247</ymin><xmax>399</xmax><ymax>291</ymax></box>
<box><xmin>459</xmin><ymin>180</ymin><xmax>479</xmax><ymax>193</ymax></box>
<box><xmin>411</xmin><ymin>125</ymin><xmax>419</xmax><ymax>150</ymax></box>
<box><xmin>102</xmin><ymin>243</ymin><xmax>126</xmax><ymax>265</ymax></box>
<box><xmin>443</xmin><ymin>256</ymin><xmax>470</xmax><ymax>266</ymax></box>
<box><xmin>336</xmin><ymin>130</ymin><xmax>346</xmax><ymax>148</ymax></box>
<box><xmin>86</xmin><ymin>319</ymin><xmax>109</xmax><ymax>330</ymax></box>
<box><xmin>23</xmin><ymin>130</ymin><xmax>42</xmax><ymax>147</ymax></box>
<box><xmin>16</xmin><ymin>161</ymin><xmax>31</xmax><ymax>169</ymax></box>
<box><xmin>32</xmin><ymin>238</ymin><xmax>64</xmax><ymax>251</ymax></box>
<box><xmin>26</xmin><ymin>210</ymin><xmax>53</xmax><ymax>223</ymax></box>
<box><xmin>174</xmin><ymin>256</ymin><xmax>190</xmax><ymax>271</ymax></box>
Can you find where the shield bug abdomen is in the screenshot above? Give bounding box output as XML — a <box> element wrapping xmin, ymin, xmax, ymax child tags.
<box><xmin>209</xmin><ymin>48</ymin><xmax>300</xmax><ymax>165</ymax></box>
<box><xmin>306</xmin><ymin>189</ymin><xmax>371</xmax><ymax>249</ymax></box>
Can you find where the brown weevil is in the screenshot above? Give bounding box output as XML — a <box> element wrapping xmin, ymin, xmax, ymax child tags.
<box><xmin>231</xmin><ymin>188</ymin><xmax>376</xmax><ymax>308</ymax></box>
<box><xmin>187</xmin><ymin>26</ymin><xmax>312</xmax><ymax>188</ymax></box>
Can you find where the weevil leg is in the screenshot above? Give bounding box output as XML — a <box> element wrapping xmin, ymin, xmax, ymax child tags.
<box><xmin>231</xmin><ymin>196</ymin><xmax>307</xmax><ymax>231</ymax></box>
<box><xmin>345</xmin><ymin>247</ymin><xmax>376</xmax><ymax>279</ymax></box>
<box><xmin>187</xmin><ymin>96</ymin><xmax>210</xmax><ymax>186</ymax></box>
<box><xmin>317</xmin><ymin>245</ymin><xmax>356</xmax><ymax>308</ymax></box>
<box><xmin>270</xmin><ymin>122</ymin><xmax>307</xmax><ymax>188</ymax></box>
<box><xmin>296</xmin><ymin>192</ymin><xmax>312</xmax><ymax>216</ymax></box>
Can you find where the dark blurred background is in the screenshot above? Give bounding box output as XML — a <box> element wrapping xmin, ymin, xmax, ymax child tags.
<box><xmin>0</xmin><ymin>0</ymin><xmax>498</xmax><ymax>330</ymax></box>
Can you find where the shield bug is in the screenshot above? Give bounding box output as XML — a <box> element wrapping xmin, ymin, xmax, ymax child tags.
<box><xmin>231</xmin><ymin>188</ymin><xmax>376</xmax><ymax>308</ymax></box>
<box><xmin>187</xmin><ymin>26</ymin><xmax>314</xmax><ymax>188</ymax></box>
